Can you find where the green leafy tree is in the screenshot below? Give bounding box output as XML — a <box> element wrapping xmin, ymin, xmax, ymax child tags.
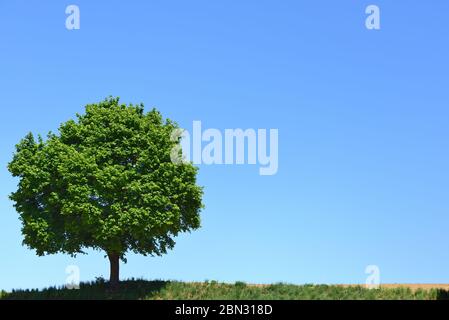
<box><xmin>8</xmin><ymin>97</ymin><xmax>203</xmax><ymax>287</ymax></box>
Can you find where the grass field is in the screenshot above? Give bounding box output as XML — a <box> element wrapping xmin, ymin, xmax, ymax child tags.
<box><xmin>2</xmin><ymin>279</ymin><xmax>449</xmax><ymax>300</ymax></box>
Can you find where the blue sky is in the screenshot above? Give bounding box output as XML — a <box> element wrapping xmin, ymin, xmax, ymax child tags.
<box><xmin>1</xmin><ymin>1</ymin><xmax>449</xmax><ymax>291</ymax></box>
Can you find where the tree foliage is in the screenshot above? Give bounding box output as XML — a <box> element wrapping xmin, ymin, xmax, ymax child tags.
<box><xmin>8</xmin><ymin>97</ymin><xmax>203</xmax><ymax>264</ymax></box>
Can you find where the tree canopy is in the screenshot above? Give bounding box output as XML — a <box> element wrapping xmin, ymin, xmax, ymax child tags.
<box><xmin>8</xmin><ymin>97</ymin><xmax>204</xmax><ymax>285</ymax></box>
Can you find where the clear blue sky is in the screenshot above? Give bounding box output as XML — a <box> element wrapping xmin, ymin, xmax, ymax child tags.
<box><xmin>1</xmin><ymin>1</ymin><xmax>449</xmax><ymax>291</ymax></box>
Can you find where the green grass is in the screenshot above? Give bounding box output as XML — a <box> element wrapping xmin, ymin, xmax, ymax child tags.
<box><xmin>1</xmin><ymin>279</ymin><xmax>448</xmax><ymax>300</ymax></box>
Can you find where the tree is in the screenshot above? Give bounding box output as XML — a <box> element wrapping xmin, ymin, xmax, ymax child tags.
<box><xmin>8</xmin><ymin>97</ymin><xmax>204</xmax><ymax>287</ymax></box>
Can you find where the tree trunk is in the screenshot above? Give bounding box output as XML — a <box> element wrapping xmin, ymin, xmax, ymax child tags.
<box><xmin>108</xmin><ymin>252</ymin><xmax>120</xmax><ymax>288</ymax></box>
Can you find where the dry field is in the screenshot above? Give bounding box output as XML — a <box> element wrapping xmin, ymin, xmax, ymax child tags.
<box><xmin>339</xmin><ymin>284</ymin><xmax>449</xmax><ymax>291</ymax></box>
